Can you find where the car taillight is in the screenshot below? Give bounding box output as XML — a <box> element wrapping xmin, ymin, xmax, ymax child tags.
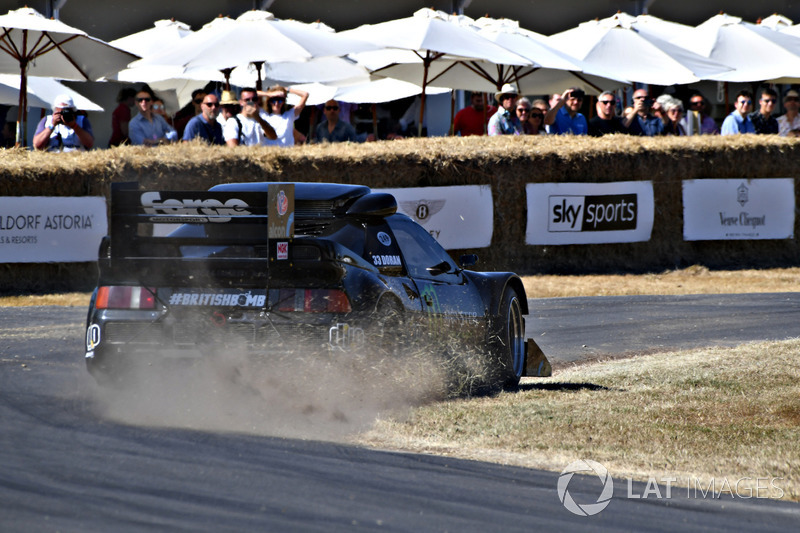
<box><xmin>277</xmin><ymin>289</ymin><xmax>351</xmax><ymax>313</ymax></box>
<box><xmin>96</xmin><ymin>286</ymin><xmax>156</xmax><ymax>310</ymax></box>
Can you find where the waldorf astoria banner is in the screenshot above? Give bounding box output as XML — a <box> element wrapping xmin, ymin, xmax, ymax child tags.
<box><xmin>682</xmin><ymin>179</ymin><xmax>794</xmax><ymax>241</ymax></box>
<box><xmin>525</xmin><ymin>181</ymin><xmax>654</xmax><ymax>245</ymax></box>
<box><xmin>0</xmin><ymin>197</ymin><xmax>108</xmax><ymax>262</ymax></box>
<box><xmin>374</xmin><ymin>185</ymin><xmax>493</xmax><ymax>249</ymax></box>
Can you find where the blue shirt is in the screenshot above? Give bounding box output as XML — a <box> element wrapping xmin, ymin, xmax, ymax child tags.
<box><xmin>549</xmin><ymin>107</ymin><xmax>588</xmax><ymax>135</ymax></box>
<box><xmin>488</xmin><ymin>108</ymin><xmax>522</xmax><ymax>136</ymax></box>
<box><xmin>182</xmin><ymin>114</ymin><xmax>224</xmax><ymax>145</ymax></box>
<box><xmin>721</xmin><ymin>112</ymin><xmax>756</xmax><ymax>135</ymax></box>
<box><xmin>34</xmin><ymin>115</ymin><xmax>93</xmax><ymax>151</ymax></box>
<box><xmin>628</xmin><ymin>114</ymin><xmax>665</xmax><ymax>136</ymax></box>
<box><xmin>129</xmin><ymin>113</ymin><xmax>176</xmax><ymax>145</ymax></box>
<box><xmin>314</xmin><ymin>120</ymin><xmax>360</xmax><ymax>143</ymax></box>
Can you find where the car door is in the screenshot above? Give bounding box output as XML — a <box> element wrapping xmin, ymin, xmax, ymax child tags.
<box><xmin>385</xmin><ymin>215</ymin><xmax>487</xmax><ymax>344</ymax></box>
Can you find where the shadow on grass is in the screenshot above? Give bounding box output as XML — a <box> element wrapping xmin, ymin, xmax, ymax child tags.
<box><xmin>518</xmin><ymin>381</ymin><xmax>615</xmax><ymax>392</ymax></box>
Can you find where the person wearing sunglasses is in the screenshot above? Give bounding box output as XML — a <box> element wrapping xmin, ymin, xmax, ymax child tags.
<box><xmin>223</xmin><ymin>88</ymin><xmax>277</xmax><ymax>147</ymax></box>
<box><xmin>680</xmin><ymin>93</ymin><xmax>719</xmax><ymax>135</ymax></box>
<box><xmin>661</xmin><ymin>97</ymin><xmax>687</xmax><ymax>136</ymax></box>
<box><xmin>623</xmin><ymin>88</ymin><xmax>665</xmax><ymax>136</ymax></box>
<box><xmin>313</xmin><ymin>99</ymin><xmax>373</xmax><ymax>143</ymax></box>
<box><xmin>488</xmin><ymin>83</ymin><xmax>522</xmax><ymax>136</ymax></box>
<box><xmin>32</xmin><ymin>94</ymin><xmax>95</xmax><ymax>152</ymax></box>
<box><xmin>721</xmin><ymin>90</ymin><xmax>756</xmax><ymax>135</ymax></box>
<box><xmin>128</xmin><ymin>90</ymin><xmax>177</xmax><ymax>146</ymax></box>
<box><xmin>514</xmin><ymin>98</ymin><xmax>538</xmax><ymax>135</ymax></box>
<box><xmin>544</xmin><ymin>86</ymin><xmax>588</xmax><ymax>135</ymax></box>
<box><xmin>749</xmin><ymin>87</ymin><xmax>779</xmax><ymax>135</ymax></box>
<box><xmin>182</xmin><ymin>93</ymin><xmax>224</xmax><ymax>145</ymax></box>
<box><xmin>778</xmin><ymin>89</ymin><xmax>800</xmax><ymax>137</ymax></box>
<box><xmin>588</xmin><ymin>90</ymin><xmax>626</xmax><ymax>136</ymax></box>
<box><xmin>263</xmin><ymin>84</ymin><xmax>309</xmax><ymax>147</ymax></box>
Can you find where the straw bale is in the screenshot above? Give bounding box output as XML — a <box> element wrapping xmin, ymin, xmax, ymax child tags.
<box><xmin>1</xmin><ymin>135</ymin><xmax>800</xmax><ymax>291</ymax></box>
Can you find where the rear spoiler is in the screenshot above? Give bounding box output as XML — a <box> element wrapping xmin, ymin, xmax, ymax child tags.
<box><xmin>108</xmin><ymin>182</ymin><xmax>295</xmax><ymax>258</ymax></box>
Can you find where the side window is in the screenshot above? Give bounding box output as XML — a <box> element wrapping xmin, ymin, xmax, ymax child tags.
<box><xmin>363</xmin><ymin>221</ymin><xmax>404</xmax><ymax>274</ymax></box>
<box><xmin>387</xmin><ymin>216</ymin><xmax>460</xmax><ymax>282</ymax></box>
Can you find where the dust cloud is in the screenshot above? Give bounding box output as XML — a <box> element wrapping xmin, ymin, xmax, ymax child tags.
<box><xmin>89</xmin><ymin>340</ymin><xmax>489</xmax><ymax>441</ymax></box>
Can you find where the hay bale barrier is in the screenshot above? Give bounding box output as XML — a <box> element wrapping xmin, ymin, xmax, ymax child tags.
<box><xmin>2</xmin><ymin>135</ymin><xmax>800</xmax><ymax>293</ymax></box>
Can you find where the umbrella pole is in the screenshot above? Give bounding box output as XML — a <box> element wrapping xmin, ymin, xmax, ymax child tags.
<box><xmin>17</xmin><ymin>69</ymin><xmax>29</xmax><ymax>148</ymax></box>
<box><xmin>372</xmin><ymin>104</ymin><xmax>378</xmax><ymax>140</ymax></box>
<box><xmin>449</xmin><ymin>90</ymin><xmax>455</xmax><ymax>136</ymax></box>
<box><xmin>418</xmin><ymin>54</ymin><xmax>430</xmax><ymax>137</ymax></box>
<box><xmin>253</xmin><ymin>62</ymin><xmax>264</xmax><ymax>92</ymax></box>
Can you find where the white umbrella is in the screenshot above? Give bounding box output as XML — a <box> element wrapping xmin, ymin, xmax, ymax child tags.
<box><xmin>0</xmin><ymin>6</ymin><xmax>137</xmax><ymax>145</ymax></box>
<box><xmin>132</xmin><ymin>10</ymin><xmax>377</xmax><ymax>89</ymax></box>
<box><xmin>356</xmin><ymin>16</ymin><xmax>623</xmax><ymax>96</ymax></box>
<box><xmin>291</xmin><ymin>78</ymin><xmax>450</xmax><ymax>106</ymax></box>
<box><xmin>109</xmin><ymin>18</ymin><xmax>193</xmax><ymax>58</ymax></box>
<box><xmin>341</xmin><ymin>8</ymin><xmax>530</xmax><ymax>135</ymax></box>
<box><xmin>624</xmin><ymin>12</ymin><xmax>696</xmax><ymax>43</ymax></box>
<box><xmin>757</xmin><ymin>14</ymin><xmax>794</xmax><ymax>31</ymax></box>
<box><xmin>670</xmin><ymin>13</ymin><xmax>800</xmax><ymax>82</ymax></box>
<box><xmin>229</xmin><ymin>56</ymin><xmax>368</xmax><ymax>87</ymax></box>
<box><xmin>0</xmin><ymin>74</ymin><xmax>102</xmax><ymax>111</ymax></box>
<box><xmin>107</xmin><ymin>17</ymin><xmax>224</xmax><ymax>112</ymax></box>
<box><xmin>547</xmin><ymin>13</ymin><xmax>733</xmax><ymax>86</ymax></box>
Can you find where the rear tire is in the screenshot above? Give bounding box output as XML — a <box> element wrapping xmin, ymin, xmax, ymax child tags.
<box><xmin>489</xmin><ymin>286</ymin><xmax>526</xmax><ymax>390</ymax></box>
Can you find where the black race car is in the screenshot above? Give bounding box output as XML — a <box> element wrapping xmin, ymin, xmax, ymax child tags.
<box><xmin>85</xmin><ymin>182</ymin><xmax>550</xmax><ymax>389</ymax></box>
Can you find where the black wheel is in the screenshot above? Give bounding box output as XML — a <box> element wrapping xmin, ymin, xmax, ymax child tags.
<box><xmin>489</xmin><ymin>286</ymin><xmax>526</xmax><ymax>389</ymax></box>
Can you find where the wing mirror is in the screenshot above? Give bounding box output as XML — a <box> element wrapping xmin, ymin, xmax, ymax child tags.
<box><xmin>426</xmin><ymin>261</ymin><xmax>453</xmax><ymax>276</ymax></box>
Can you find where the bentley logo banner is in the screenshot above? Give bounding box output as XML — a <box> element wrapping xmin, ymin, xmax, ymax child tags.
<box><xmin>375</xmin><ymin>185</ymin><xmax>493</xmax><ymax>249</ymax></box>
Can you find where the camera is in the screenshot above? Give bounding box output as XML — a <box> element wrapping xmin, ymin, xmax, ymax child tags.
<box><xmin>643</xmin><ymin>98</ymin><xmax>653</xmax><ymax>107</ymax></box>
<box><xmin>60</xmin><ymin>109</ymin><xmax>76</xmax><ymax>123</ymax></box>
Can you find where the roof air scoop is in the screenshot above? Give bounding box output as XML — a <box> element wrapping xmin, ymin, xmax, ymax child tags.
<box><xmin>345</xmin><ymin>193</ymin><xmax>397</xmax><ymax>218</ymax></box>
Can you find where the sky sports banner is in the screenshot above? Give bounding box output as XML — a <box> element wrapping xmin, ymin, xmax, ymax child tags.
<box><xmin>374</xmin><ymin>185</ymin><xmax>493</xmax><ymax>249</ymax></box>
<box><xmin>526</xmin><ymin>182</ymin><xmax>654</xmax><ymax>245</ymax></box>
<box><xmin>0</xmin><ymin>197</ymin><xmax>107</xmax><ymax>263</ymax></box>
<box><xmin>683</xmin><ymin>178</ymin><xmax>794</xmax><ymax>241</ymax></box>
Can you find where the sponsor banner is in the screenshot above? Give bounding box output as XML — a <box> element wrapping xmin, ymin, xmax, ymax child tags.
<box><xmin>161</xmin><ymin>288</ymin><xmax>267</xmax><ymax>307</ymax></box>
<box><xmin>526</xmin><ymin>182</ymin><xmax>654</xmax><ymax>245</ymax></box>
<box><xmin>683</xmin><ymin>179</ymin><xmax>794</xmax><ymax>241</ymax></box>
<box><xmin>374</xmin><ymin>185</ymin><xmax>493</xmax><ymax>249</ymax></box>
<box><xmin>0</xmin><ymin>196</ymin><xmax>107</xmax><ymax>263</ymax></box>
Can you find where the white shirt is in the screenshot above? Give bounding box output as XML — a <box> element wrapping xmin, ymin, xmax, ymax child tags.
<box><xmin>777</xmin><ymin>113</ymin><xmax>800</xmax><ymax>137</ymax></box>
<box><xmin>223</xmin><ymin>113</ymin><xmax>268</xmax><ymax>146</ymax></box>
<box><xmin>263</xmin><ymin>109</ymin><xmax>296</xmax><ymax>147</ymax></box>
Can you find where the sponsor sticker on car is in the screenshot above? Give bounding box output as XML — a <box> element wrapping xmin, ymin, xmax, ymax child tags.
<box><xmin>161</xmin><ymin>289</ymin><xmax>267</xmax><ymax>307</ymax></box>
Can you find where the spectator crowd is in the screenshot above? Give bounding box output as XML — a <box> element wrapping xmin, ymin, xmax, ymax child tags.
<box><xmin>15</xmin><ymin>81</ymin><xmax>800</xmax><ymax>152</ymax></box>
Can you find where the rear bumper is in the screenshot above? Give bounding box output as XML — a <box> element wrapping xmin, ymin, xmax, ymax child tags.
<box><xmin>85</xmin><ymin>308</ymin><xmax>368</xmax><ymax>361</ymax></box>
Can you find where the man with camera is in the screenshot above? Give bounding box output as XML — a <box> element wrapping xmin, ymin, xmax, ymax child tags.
<box><xmin>544</xmin><ymin>87</ymin><xmax>588</xmax><ymax>135</ymax></box>
<box><xmin>624</xmin><ymin>88</ymin><xmax>664</xmax><ymax>136</ymax></box>
<box><xmin>32</xmin><ymin>94</ymin><xmax>94</xmax><ymax>151</ymax></box>
<box><xmin>223</xmin><ymin>87</ymin><xmax>277</xmax><ymax>147</ymax></box>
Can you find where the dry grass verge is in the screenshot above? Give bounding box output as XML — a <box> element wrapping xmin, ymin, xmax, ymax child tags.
<box><xmin>5</xmin><ymin>265</ymin><xmax>800</xmax><ymax>307</ymax></box>
<box><xmin>356</xmin><ymin>338</ymin><xmax>800</xmax><ymax>501</ymax></box>
<box><xmin>522</xmin><ymin>265</ymin><xmax>800</xmax><ymax>298</ymax></box>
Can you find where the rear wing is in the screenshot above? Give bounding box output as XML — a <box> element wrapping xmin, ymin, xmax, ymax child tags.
<box><xmin>108</xmin><ymin>182</ymin><xmax>294</xmax><ymax>259</ymax></box>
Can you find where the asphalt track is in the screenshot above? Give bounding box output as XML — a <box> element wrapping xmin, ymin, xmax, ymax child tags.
<box><xmin>1</xmin><ymin>295</ymin><xmax>799</xmax><ymax>532</ymax></box>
